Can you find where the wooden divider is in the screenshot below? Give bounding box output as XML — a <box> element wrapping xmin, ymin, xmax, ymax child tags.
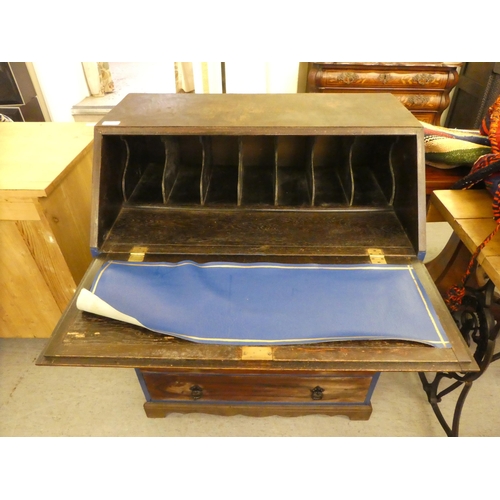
<box><xmin>120</xmin><ymin>135</ymin><xmax>399</xmax><ymax>209</ymax></box>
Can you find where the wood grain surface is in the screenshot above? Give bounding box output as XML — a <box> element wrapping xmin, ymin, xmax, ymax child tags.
<box><xmin>0</xmin><ymin>123</ymin><xmax>93</xmax><ymax>337</ymax></box>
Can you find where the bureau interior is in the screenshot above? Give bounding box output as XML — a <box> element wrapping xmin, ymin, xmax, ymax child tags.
<box><xmin>94</xmin><ymin>133</ymin><xmax>420</xmax><ymax>256</ymax></box>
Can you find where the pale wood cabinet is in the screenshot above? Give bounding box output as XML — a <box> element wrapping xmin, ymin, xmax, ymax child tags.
<box><xmin>0</xmin><ymin>123</ymin><xmax>93</xmax><ymax>337</ymax></box>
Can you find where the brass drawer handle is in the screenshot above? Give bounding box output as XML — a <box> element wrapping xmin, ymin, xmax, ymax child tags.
<box><xmin>190</xmin><ymin>385</ymin><xmax>203</xmax><ymax>400</ymax></box>
<box><xmin>311</xmin><ymin>386</ymin><xmax>325</xmax><ymax>400</ymax></box>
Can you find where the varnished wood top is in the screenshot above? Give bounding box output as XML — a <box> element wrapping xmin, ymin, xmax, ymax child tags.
<box><xmin>0</xmin><ymin>122</ymin><xmax>94</xmax><ymax>197</ymax></box>
<box><xmin>430</xmin><ymin>189</ymin><xmax>500</xmax><ymax>287</ymax></box>
<box><xmin>430</xmin><ymin>190</ymin><xmax>494</xmax><ymax>220</ymax></box>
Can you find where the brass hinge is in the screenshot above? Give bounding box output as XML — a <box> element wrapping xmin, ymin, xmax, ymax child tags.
<box><xmin>128</xmin><ymin>246</ymin><xmax>148</xmax><ymax>262</ymax></box>
<box><xmin>367</xmin><ymin>248</ymin><xmax>386</xmax><ymax>264</ymax></box>
<box><xmin>241</xmin><ymin>346</ymin><xmax>273</xmax><ymax>361</ymax></box>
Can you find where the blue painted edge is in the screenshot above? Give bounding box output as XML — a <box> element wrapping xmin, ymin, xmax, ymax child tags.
<box><xmin>418</xmin><ymin>250</ymin><xmax>426</xmax><ymax>261</ymax></box>
<box><xmin>364</xmin><ymin>372</ymin><xmax>381</xmax><ymax>404</ymax></box>
<box><xmin>135</xmin><ymin>369</ymin><xmax>152</xmax><ymax>402</ymax></box>
<box><xmin>90</xmin><ymin>247</ymin><xmax>100</xmax><ymax>258</ymax></box>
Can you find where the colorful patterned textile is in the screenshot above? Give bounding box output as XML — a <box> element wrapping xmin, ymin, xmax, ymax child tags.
<box><xmin>461</xmin><ymin>99</ymin><xmax>500</xmax><ymax>194</ymax></box>
<box><xmin>422</xmin><ymin>121</ymin><xmax>491</xmax><ymax>169</ymax></box>
<box><xmin>445</xmin><ymin>95</ymin><xmax>500</xmax><ymax>311</ymax></box>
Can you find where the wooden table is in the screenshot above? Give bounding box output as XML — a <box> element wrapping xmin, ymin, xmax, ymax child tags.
<box><xmin>427</xmin><ymin>189</ymin><xmax>500</xmax><ymax>288</ymax></box>
<box><xmin>0</xmin><ymin>123</ymin><xmax>94</xmax><ymax>337</ymax></box>
<box><xmin>424</xmin><ymin>189</ymin><xmax>500</xmax><ymax>436</ymax></box>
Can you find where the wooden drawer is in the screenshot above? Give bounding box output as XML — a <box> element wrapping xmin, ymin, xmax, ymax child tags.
<box><xmin>318</xmin><ymin>89</ymin><xmax>446</xmax><ymax>113</ymax></box>
<box><xmin>392</xmin><ymin>91</ymin><xmax>446</xmax><ymax>111</ymax></box>
<box><xmin>317</xmin><ymin>69</ymin><xmax>456</xmax><ymax>90</ymax></box>
<box><xmin>139</xmin><ymin>370</ymin><xmax>376</xmax><ymax>404</ymax></box>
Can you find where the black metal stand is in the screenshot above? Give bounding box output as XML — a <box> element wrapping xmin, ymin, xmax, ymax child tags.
<box><xmin>420</xmin><ymin>278</ymin><xmax>500</xmax><ymax>437</ymax></box>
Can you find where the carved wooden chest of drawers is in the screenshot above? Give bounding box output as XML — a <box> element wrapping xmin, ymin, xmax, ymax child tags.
<box><xmin>37</xmin><ymin>93</ymin><xmax>476</xmax><ymax>422</ymax></box>
<box><xmin>307</xmin><ymin>62</ymin><xmax>461</xmax><ymax>125</ymax></box>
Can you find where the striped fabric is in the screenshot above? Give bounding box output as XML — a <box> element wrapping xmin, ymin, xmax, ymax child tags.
<box><xmin>422</xmin><ymin>121</ymin><xmax>491</xmax><ymax>169</ymax></box>
<box><xmin>451</xmin><ymin>97</ymin><xmax>500</xmax><ymax>193</ymax></box>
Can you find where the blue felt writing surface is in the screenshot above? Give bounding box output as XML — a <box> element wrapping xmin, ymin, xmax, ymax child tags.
<box><xmin>78</xmin><ymin>261</ymin><xmax>450</xmax><ymax>347</ymax></box>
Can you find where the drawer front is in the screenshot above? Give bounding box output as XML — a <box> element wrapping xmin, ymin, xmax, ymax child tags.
<box><xmin>316</xmin><ymin>69</ymin><xmax>455</xmax><ymax>90</ymax></box>
<box><xmin>140</xmin><ymin>370</ymin><xmax>376</xmax><ymax>405</ymax></box>
<box><xmin>393</xmin><ymin>91</ymin><xmax>446</xmax><ymax>111</ymax></box>
<box><xmin>318</xmin><ymin>88</ymin><xmax>446</xmax><ymax>112</ymax></box>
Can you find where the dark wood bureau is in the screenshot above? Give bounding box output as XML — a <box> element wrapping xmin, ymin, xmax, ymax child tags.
<box><xmin>307</xmin><ymin>62</ymin><xmax>461</xmax><ymax>126</ymax></box>
<box><xmin>37</xmin><ymin>93</ymin><xmax>476</xmax><ymax>422</ymax></box>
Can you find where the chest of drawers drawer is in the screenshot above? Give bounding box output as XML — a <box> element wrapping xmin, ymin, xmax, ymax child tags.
<box><xmin>137</xmin><ymin>369</ymin><xmax>380</xmax><ymax>419</ymax></box>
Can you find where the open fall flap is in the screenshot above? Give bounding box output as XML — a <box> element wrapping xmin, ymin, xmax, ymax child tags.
<box><xmin>76</xmin><ymin>261</ymin><xmax>450</xmax><ymax>347</ymax></box>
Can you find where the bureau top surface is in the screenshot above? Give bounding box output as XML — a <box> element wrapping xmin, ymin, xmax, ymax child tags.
<box><xmin>96</xmin><ymin>93</ymin><xmax>422</xmax><ymax>133</ymax></box>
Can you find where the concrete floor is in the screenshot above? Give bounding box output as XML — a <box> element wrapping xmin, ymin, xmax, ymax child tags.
<box><xmin>1</xmin><ymin>338</ymin><xmax>499</xmax><ymax>437</ymax></box>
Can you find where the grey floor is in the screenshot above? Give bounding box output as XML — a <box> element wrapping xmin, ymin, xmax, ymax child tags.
<box><xmin>1</xmin><ymin>338</ymin><xmax>499</xmax><ymax>437</ymax></box>
<box><xmin>1</xmin><ymin>222</ymin><xmax>499</xmax><ymax>437</ymax></box>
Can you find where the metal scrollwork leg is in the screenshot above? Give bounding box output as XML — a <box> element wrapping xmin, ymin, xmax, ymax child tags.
<box><xmin>419</xmin><ymin>278</ymin><xmax>500</xmax><ymax>436</ymax></box>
